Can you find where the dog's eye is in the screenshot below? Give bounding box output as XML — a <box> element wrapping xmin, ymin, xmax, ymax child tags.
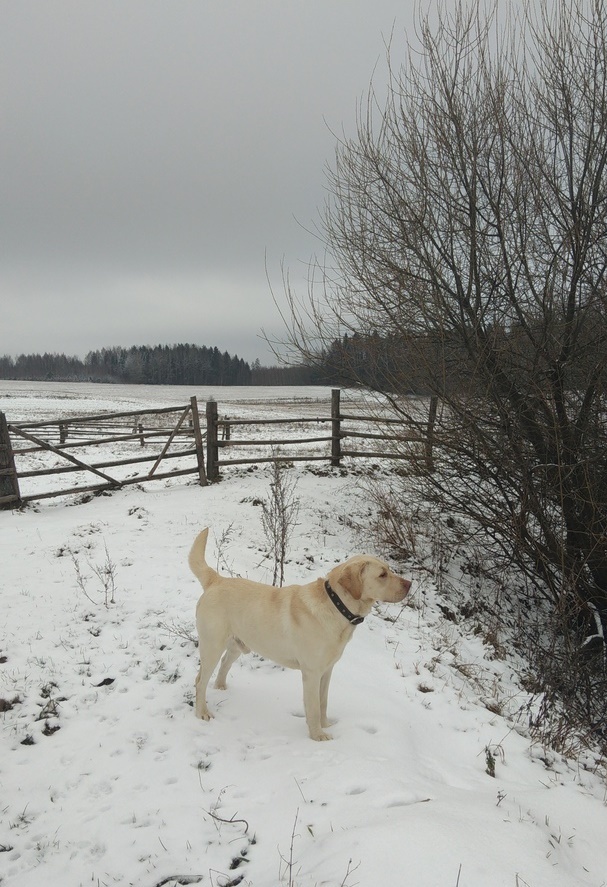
<box><xmin>379</xmin><ymin>570</ymin><xmax>388</xmax><ymax>578</ymax></box>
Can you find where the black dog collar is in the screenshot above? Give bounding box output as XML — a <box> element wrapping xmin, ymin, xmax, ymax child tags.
<box><xmin>324</xmin><ymin>580</ymin><xmax>364</xmax><ymax>626</ymax></box>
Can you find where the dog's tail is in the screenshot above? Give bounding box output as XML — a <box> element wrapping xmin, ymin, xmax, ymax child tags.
<box><xmin>188</xmin><ymin>527</ymin><xmax>219</xmax><ymax>589</ymax></box>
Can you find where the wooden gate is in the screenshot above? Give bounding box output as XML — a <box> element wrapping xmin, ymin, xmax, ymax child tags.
<box><xmin>1</xmin><ymin>396</ymin><xmax>207</xmax><ymax>507</ymax></box>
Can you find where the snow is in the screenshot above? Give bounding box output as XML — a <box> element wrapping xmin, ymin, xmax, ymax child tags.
<box><xmin>1</xmin><ymin>382</ymin><xmax>607</xmax><ymax>887</ymax></box>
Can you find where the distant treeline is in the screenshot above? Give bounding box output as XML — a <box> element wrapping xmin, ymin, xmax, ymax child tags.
<box><xmin>0</xmin><ymin>334</ymin><xmax>436</xmax><ymax>390</ymax></box>
<box><xmin>0</xmin><ymin>344</ymin><xmax>318</xmax><ymax>386</ymax></box>
<box><xmin>319</xmin><ymin>331</ymin><xmax>432</xmax><ymax>394</ymax></box>
<box><xmin>0</xmin><ymin>344</ymin><xmax>249</xmax><ymax>385</ymax></box>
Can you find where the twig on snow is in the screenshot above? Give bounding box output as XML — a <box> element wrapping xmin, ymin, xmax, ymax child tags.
<box><xmin>203</xmin><ymin>808</ymin><xmax>250</xmax><ymax>834</ymax></box>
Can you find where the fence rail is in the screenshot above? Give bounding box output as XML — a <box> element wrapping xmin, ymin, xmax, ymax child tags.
<box><xmin>0</xmin><ymin>390</ymin><xmax>436</xmax><ymax>507</ymax></box>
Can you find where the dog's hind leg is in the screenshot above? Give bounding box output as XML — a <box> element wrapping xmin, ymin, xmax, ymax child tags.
<box><xmin>215</xmin><ymin>637</ymin><xmax>247</xmax><ymax>690</ymax></box>
<box><xmin>195</xmin><ymin>635</ymin><xmax>227</xmax><ymax>720</ymax></box>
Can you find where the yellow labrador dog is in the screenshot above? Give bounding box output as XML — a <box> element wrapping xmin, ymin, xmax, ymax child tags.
<box><xmin>189</xmin><ymin>527</ymin><xmax>411</xmax><ymax>740</ymax></box>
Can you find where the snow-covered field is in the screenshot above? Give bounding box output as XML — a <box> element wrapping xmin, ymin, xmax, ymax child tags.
<box><xmin>1</xmin><ymin>382</ymin><xmax>607</xmax><ymax>887</ymax></box>
<box><xmin>0</xmin><ymin>381</ymin><xmax>340</xmax><ymax>424</ymax></box>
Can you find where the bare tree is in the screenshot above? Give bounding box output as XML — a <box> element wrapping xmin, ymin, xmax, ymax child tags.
<box><xmin>261</xmin><ymin>455</ymin><xmax>300</xmax><ymax>586</ymax></box>
<box><xmin>280</xmin><ymin>1</ymin><xmax>607</xmax><ymax>742</ymax></box>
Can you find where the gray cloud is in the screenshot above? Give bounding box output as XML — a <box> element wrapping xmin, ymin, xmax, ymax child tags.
<box><xmin>1</xmin><ymin>0</ymin><xmax>414</xmax><ymax>363</ymax></box>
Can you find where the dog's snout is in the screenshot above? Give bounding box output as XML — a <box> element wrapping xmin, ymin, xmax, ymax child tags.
<box><xmin>401</xmin><ymin>578</ymin><xmax>412</xmax><ymax>596</ymax></box>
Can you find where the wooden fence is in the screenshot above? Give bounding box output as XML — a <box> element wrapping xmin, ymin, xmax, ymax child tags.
<box><xmin>205</xmin><ymin>389</ymin><xmax>436</xmax><ymax>480</ymax></box>
<box><xmin>0</xmin><ymin>390</ymin><xmax>437</xmax><ymax>507</ymax></box>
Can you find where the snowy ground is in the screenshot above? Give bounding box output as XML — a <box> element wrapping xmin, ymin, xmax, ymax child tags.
<box><xmin>1</xmin><ymin>383</ymin><xmax>607</xmax><ymax>887</ymax></box>
<box><xmin>0</xmin><ymin>381</ymin><xmax>340</xmax><ymax>424</ymax></box>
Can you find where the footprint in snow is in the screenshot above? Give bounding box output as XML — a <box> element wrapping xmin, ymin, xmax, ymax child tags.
<box><xmin>358</xmin><ymin>724</ymin><xmax>378</xmax><ymax>734</ymax></box>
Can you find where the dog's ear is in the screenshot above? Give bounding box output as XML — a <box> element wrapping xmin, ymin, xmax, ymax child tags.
<box><xmin>337</xmin><ymin>561</ymin><xmax>366</xmax><ymax>600</ymax></box>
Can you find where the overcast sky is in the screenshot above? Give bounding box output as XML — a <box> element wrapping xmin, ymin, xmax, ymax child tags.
<box><xmin>1</xmin><ymin>1</ymin><xmax>417</xmax><ymax>364</ymax></box>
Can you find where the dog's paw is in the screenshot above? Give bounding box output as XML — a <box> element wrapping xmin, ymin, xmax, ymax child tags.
<box><xmin>195</xmin><ymin>709</ymin><xmax>214</xmax><ymax>721</ymax></box>
<box><xmin>310</xmin><ymin>730</ymin><xmax>333</xmax><ymax>741</ymax></box>
<box><xmin>214</xmin><ymin>679</ymin><xmax>227</xmax><ymax>690</ymax></box>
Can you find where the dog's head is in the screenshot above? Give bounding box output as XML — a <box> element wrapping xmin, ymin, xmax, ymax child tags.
<box><xmin>329</xmin><ymin>555</ymin><xmax>411</xmax><ymax>604</ymax></box>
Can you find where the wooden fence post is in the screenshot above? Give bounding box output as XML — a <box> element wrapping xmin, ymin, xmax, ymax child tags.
<box><xmin>189</xmin><ymin>396</ymin><xmax>208</xmax><ymax>486</ymax></box>
<box><xmin>0</xmin><ymin>412</ymin><xmax>21</xmax><ymax>508</ymax></box>
<box><xmin>206</xmin><ymin>399</ymin><xmax>219</xmax><ymax>482</ymax></box>
<box><xmin>425</xmin><ymin>395</ymin><xmax>438</xmax><ymax>471</ymax></box>
<box><xmin>331</xmin><ymin>388</ymin><xmax>342</xmax><ymax>467</ymax></box>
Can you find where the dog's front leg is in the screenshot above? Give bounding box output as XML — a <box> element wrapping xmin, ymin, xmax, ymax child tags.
<box><xmin>320</xmin><ymin>666</ymin><xmax>335</xmax><ymax>729</ymax></box>
<box><xmin>302</xmin><ymin>670</ymin><xmax>332</xmax><ymax>741</ymax></box>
